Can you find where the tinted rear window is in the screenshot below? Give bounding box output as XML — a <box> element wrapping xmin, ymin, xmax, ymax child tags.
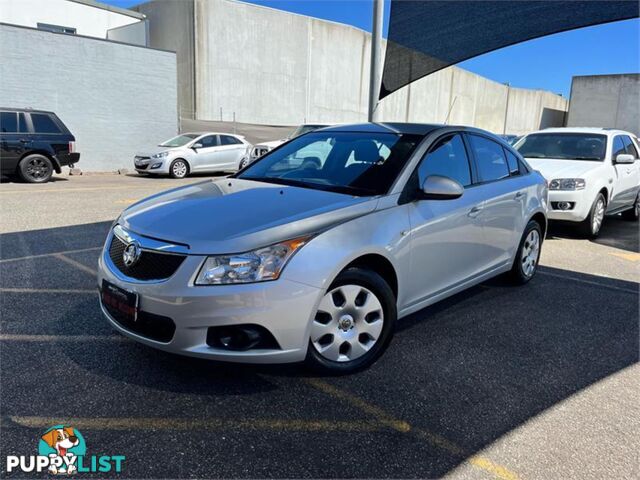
<box><xmin>31</xmin><ymin>113</ymin><xmax>62</xmax><ymax>134</ymax></box>
<box><xmin>468</xmin><ymin>134</ymin><xmax>510</xmax><ymax>182</ymax></box>
<box><xmin>0</xmin><ymin>112</ymin><xmax>18</xmax><ymax>133</ymax></box>
<box><xmin>220</xmin><ymin>135</ymin><xmax>242</xmax><ymax>145</ymax></box>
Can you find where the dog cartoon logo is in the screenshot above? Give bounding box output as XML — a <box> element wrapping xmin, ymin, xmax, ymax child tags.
<box><xmin>38</xmin><ymin>425</ymin><xmax>86</xmax><ymax>475</ymax></box>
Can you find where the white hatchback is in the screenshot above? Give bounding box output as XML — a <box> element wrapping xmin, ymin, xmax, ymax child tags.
<box><xmin>134</xmin><ymin>132</ymin><xmax>252</xmax><ymax>178</ymax></box>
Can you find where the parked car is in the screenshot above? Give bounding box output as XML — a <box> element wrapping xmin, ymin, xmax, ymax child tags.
<box><xmin>0</xmin><ymin>108</ymin><xmax>79</xmax><ymax>183</ymax></box>
<box><xmin>99</xmin><ymin>123</ymin><xmax>547</xmax><ymax>374</ymax></box>
<box><xmin>239</xmin><ymin>123</ymin><xmax>329</xmax><ymax>169</ymax></box>
<box><xmin>135</xmin><ymin>132</ymin><xmax>252</xmax><ymax>178</ymax></box>
<box><xmin>515</xmin><ymin>128</ymin><xmax>640</xmax><ymax>237</ymax></box>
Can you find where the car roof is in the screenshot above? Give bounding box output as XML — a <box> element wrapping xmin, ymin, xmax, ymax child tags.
<box><xmin>182</xmin><ymin>132</ymin><xmax>244</xmax><ymax>137</ymax></box>
<box><xmin>529</xmin><ymin>127</ymin><xmax>636</xmax><ymax>137</ymax></box>
<box><xmin>0</xmin><ymin>107</ymin><xmax>56</xmax><ymax>114</ymax></box>
<box><xmin>320</xmin><ymin>122</ymin><xmax>446</xmax><ymax>136</ymax></box>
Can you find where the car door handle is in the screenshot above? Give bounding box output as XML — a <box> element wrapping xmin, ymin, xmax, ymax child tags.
<box><xmin>514</xmin><ymin>191</ymin><xmax>524</xmax><ymax>200</ymax></box>
<box><xmin>468</xmin><ymin>206</ymin><xmax>483</xmax><ymax>218</ymax></box>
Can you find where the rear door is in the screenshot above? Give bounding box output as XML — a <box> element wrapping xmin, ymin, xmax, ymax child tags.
<box><xmin>216</xmin><ymin>135</ymin><xmax>247</xmax><ymax>169</ymax></box>
<box><xmin>466</xmin><ymin>133</ymin><xmax>524</xmax><ymax>268</ymax></box>
<box><xmin>618</xmin><ymin>135</ymin><xmax>640</xmax><ymax>207</ymax></box>
<box><xmin>0</xmin><ymin>111</ymin><xmax>29</xmax><ymax>174</ymax></box>
<box><xmin>28</xmin><ymin>112</ymin><xmax>70</xmax><ymax>158</ymax></box>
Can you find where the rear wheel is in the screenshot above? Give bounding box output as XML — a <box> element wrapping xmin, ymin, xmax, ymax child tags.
<box><xmin>18</xmin><ymin>154</ymin><xmax>53</xmax><ymax>183</ymax></box>
<box><xmin>579</xmin><ymin>193</ymin><xmax>606</xmax><ymax>238</ymax></box>
<box><xmin>169</xmin><ymin>159</ymin><xmax>189</xmax><ymax>179</ymax></box>
<box><xmin>509</xmin><ymin>220</ymin><xmax>542</xmax><ymax>284</ymax></box>
<box><xmin>621</xmin><ymin>193</ymin><xmax>639</xmax><ymax>221</ymax></box>
<box><xmin>305</xmin><ymin>268</ymin><xmax>396</xmax><ymax>374</ymax></box>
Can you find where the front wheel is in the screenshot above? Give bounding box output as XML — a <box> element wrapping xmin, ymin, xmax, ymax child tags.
<box><xmin>579</xmin><ymin>193</ymin><xmax>606</xmax><ymax>238</ymax></box>
<box><xmin>621</xmin><ymin>193</ymin><xmax>639</xmax><ymax>221</ymax></box>
<box><xmin>509</xmin><ymin>220</ymin><xmax>543</xmax><ymax>284</ymax></box>
<box><xmin>305</xmin><ymin>268</ymin><xmax>396</xmax><ymax>375</ymax></box>
<box><xmin>169</xmin><ymin>159</ymin><xmax>189</xmax><ymax>179</ymax></box>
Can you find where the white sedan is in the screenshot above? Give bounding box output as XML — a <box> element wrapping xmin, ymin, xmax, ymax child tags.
<box><xmin>134</xmin><ymin>132</ymin><xmax>252</xmax><ymax>178</ymax></box>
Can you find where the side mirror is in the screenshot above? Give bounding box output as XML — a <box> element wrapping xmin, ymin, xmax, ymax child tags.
<box><xmin>420</xmin><ymin>175</ymin><xmax>464</xmax><ymax>200</ymax></box>
<box><xmin>192</xmin><ymin>142</ymin><xmax>203</xmax><ymax>150</ymax></box>
<box><xmin>616</xmin><ymin>153</ymin><xmax>635</xmax><ymax>164</ymax></box>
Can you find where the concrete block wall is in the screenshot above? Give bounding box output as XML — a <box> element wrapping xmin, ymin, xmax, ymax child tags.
<box><xmin>137</xmin><ymin>0</ymin><xmax>568</xmax><ymax>134</ymax></box>
<box><xmin>567</xmin><ymin>74</ymin><xmax>640</xmax><ymax>136</ymax></box>
<box><xmin>0</xmin><ymin>24</ymin><xmax>178</xmax><ymax>171</ymax></box>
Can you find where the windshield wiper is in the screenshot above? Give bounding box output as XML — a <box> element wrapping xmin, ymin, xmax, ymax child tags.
<box><xmin>572</xmin><ymin>156</ymin><xmax>601</xmax><ymax>161</ymax></box>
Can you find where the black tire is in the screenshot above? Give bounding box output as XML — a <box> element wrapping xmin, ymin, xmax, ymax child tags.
<box><xmin>18</xmin><ymin>154</ymin><xmax>53</xmax><ymax>183</ymax></box>
<box><xmin>238</xmin><ymin>158</ymin><xmax>248</xmax><ymax>170</ymax></box>
<box><xmin>621</xmin><ymin>193</ymin><xmax>639</xmax><ymax>221</ymax></box>
<box><xmin>169</xmin><ymin>159</ymin><xmax>189</xmax><ymax>179</ymax></box>
<box><xmin>509</xmin><ymin>220</ymin><xmax>543</xmax><ymax>285</ymax></box>
<box><xmin>579</xmin><ymin>193</ymin><xmax>606</xmax><ymax>238</ymax></box>
<box><xmin>305</xmin><ymin>267</ymin><xmax>397</xmax><ymax>375</ymax></box>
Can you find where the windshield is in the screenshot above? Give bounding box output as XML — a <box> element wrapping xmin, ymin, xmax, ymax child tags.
<box><xmin>516</xmin><ymin>133</ymin><xmax>607</xmax><ymax>161</ymax></box>
<box><xmin>289</xmin><ymin>125</ymin><xmax>326</xmax><ymax>139</ymax></box>
<box><xmin>236</xmin><ymin>132</ymin><xmax>421</xmax><ymax>196</ymax></box>
<box><xmin>159</xmin><ymin>134</ymin><xmax>200</xmax><ymax>147</ymax></box>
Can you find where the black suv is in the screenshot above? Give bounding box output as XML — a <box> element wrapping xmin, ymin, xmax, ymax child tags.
<box><xmin>0</xmin><ymin>108</ymin><xmax>80</xmax><ymax>183</ymax></box>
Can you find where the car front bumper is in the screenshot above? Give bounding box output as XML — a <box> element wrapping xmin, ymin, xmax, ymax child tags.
<box><xmin>134</xmin><ymin>158</ymin><xmax>169</xmax><ymax>174</ymax></box>
<box><xmin>97</xmin><ymin>243</ymin><xmax>322</xmax><ymax>363</ymax></box>
<box><xmin>546</xmin><ymin>190</ymin><xmax>591</xmax><ymax>222</ymax></box>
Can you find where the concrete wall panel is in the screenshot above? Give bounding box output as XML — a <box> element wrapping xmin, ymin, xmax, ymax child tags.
<box><xmin>135</xmin><ymin>0</ymin><xmax>195</xmax><ymax>118</ymax></box>
<box><xmin>567</xmin><ymin>74</ymin><xmax>639</xmax><ymax>136</ymax></box>
<box><xmin>0</xmin><ymin>24</ymin><xmax>177</xmax><ymax>171</ymax></box>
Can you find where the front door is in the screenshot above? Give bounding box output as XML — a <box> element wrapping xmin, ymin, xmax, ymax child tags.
<box><xmin>611</xmin><ymin>135</ymin><xmax>640</xmax><ymax>210</ymax></box>
<box><xmin>191</xmin><ymin>134</ymin><xmax>221</xmax><ymax>171</ymax></box>
<box><xmin>0</xmin><ymin>111</ymin><xmax>29</xmax><ymax>174</ymax></box>
<box><xmin>405</xmin><ymin>133</ymin><xmax>487</xmax><ymax>307</ymax></box>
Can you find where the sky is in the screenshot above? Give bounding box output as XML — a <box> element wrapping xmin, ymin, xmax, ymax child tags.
<box><xmin>105</xmin><ymin>0</ymin><xmax>639</xmax><ymax>97</ymax></box>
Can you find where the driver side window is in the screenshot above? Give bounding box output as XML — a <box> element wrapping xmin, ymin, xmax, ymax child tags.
<box><xmin>199</xmin><ymin>135</ymin><xmax>218</xmax><ymax>148</ymax></box>
<box><xmin>418</xmin><ymin>134</ymin><xmax>472</xmax><ymax>187</ymax></box>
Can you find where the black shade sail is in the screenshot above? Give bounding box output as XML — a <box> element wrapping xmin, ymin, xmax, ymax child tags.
<box><xmin>381</xmin><ymin>1</ymin><xmax>639</xmax><ymax>99</ymax></box>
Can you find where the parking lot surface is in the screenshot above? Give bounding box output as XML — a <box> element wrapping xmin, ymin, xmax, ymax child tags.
<box><xmin>1</xmin><ymin>174</ymin><xmax>638</xmax><ymax>479</ymax></box>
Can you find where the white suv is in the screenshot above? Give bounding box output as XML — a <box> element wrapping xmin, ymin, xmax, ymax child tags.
<box><xmin>516</xmin><ymin>128</ymin><xmax>640</xmax><ymax>237</ymax></box>
<box><xmin>134</xmin><ymin>132</ymin><xmax>252</xmax><ymax>178</ymax></box>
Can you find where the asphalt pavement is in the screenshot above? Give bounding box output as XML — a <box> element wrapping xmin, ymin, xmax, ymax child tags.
<box><xmin>1</xmin><ymin>174</ymin><xmax>638</xmax><ymax>479</ymax></box>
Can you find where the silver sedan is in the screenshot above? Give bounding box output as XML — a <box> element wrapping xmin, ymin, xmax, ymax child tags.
<box><xmin>98</xmin><ymin>123</ymin><xmax>548</xmax><ymax>374</ymax></box>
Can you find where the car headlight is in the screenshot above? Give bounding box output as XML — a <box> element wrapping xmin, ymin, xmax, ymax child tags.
<box><xmin>549</xmin><ymin>178</ymin><xmax>586</xmax><ymax>190</ymax></box>
<box><xmin>152</xmin><ymin>152</ymin><xmax>169</xmax><ymax>159</ymax></box>
<box><xmin>195</xmin><ymin>236</ymin><xmax>310</xmax><ymax>285</ymax></box>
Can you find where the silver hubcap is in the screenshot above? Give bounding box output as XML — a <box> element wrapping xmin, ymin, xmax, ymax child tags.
<box><xmin>311</xmin><ymin>285</ymin><xmax>384</xmax><ymax>362</ymax></box>
<box><xmin>521</xmin><ymin>229</ymin><xmax>540</xmax><ymax>277</ymax></box>
<box><xmin>592</xmin><ymin>198</ymin><xmax>605</xmax><ymax>233</ymax></box>
<box><xmin>172</xmin><ymin>161</ymin><xmax>187</xmax><ymax>177</ymax></box>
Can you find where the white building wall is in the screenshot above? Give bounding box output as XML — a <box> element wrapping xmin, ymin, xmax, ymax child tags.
<box><xmin>0</xmin><ymin>0</ymin><xmax>142</xmax><ymax>39</ymax></box>
<box><xmin>0</xmin><ymin>24</ymin><xmax>177</xmax><ymax>171</ymax></box>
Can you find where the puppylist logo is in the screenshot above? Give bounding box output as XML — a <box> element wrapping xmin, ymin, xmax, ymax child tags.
<box><xmin>5</xmin><ymin>425</ymin><xmax>125</xmax><ymax>475</ymax></box>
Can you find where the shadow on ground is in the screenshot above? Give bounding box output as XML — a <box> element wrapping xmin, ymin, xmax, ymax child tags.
<box><xmin>1</xmin><ymin>220</ymin><xmax>638</xmax><ymax>478</ymax></box>
<box><xmin>547</xmin><ymin>215</ymin><xmax>639</xmax><ymax>253</ymax></box>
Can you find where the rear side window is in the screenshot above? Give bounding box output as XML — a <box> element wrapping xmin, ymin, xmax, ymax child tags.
<box><xmin>199</xmin><ymin>135</ymin><xmax>218</xmax><ymax>148</ymax></box>
<box><xmin>220</xmin><ymin>135</ymin><xmax>242</xmax><ymax>145</ymax></box>
<box><xmin>505</xmin><ymin>149</ymin><xmax>521</xmax><ymax>176</ymax></box>
<box><xmin>622</xmin><ymin>136</ymin><xmax>639</xmax><ymax>158</ymax></box>
<box><xmin>418</xmin><ymin>134</ymin><xmax>471</xmax><ymax>187</ymax></box>
<box><xmin>0</xmin><ymin>112</ymin><xmax>18</xmax><ymax>133</ymax></box>
<box><xmin>468</xmin><ymin>134</ymin><xmax>510</xmax><ymax>182</ymax></box>
<box><xmin>31</xmin><ymin>113</ymin><xmax>62</xmax><ymax>133</ymax></box>
<box><xmin>612</xmin><ymin>136</ymin><xmax>626</xmax><ymax>158</ymax></box>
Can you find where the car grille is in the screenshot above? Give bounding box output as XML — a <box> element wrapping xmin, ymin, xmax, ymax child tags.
<box><xmin>108</xmin><ymin>234</ymin><xmax>186</xmax><ymax>281</ymax></box>
<box><xmin>134</xmin><ymin>156</ymin><xmax>151</xmax><ymax>169</ymax></box>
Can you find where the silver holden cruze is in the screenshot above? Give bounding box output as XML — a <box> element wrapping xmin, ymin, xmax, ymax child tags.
<box><xmin>98</xmin><ymin>123</ymin><xmax>548</xmax><ymax>374</ymax></box>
